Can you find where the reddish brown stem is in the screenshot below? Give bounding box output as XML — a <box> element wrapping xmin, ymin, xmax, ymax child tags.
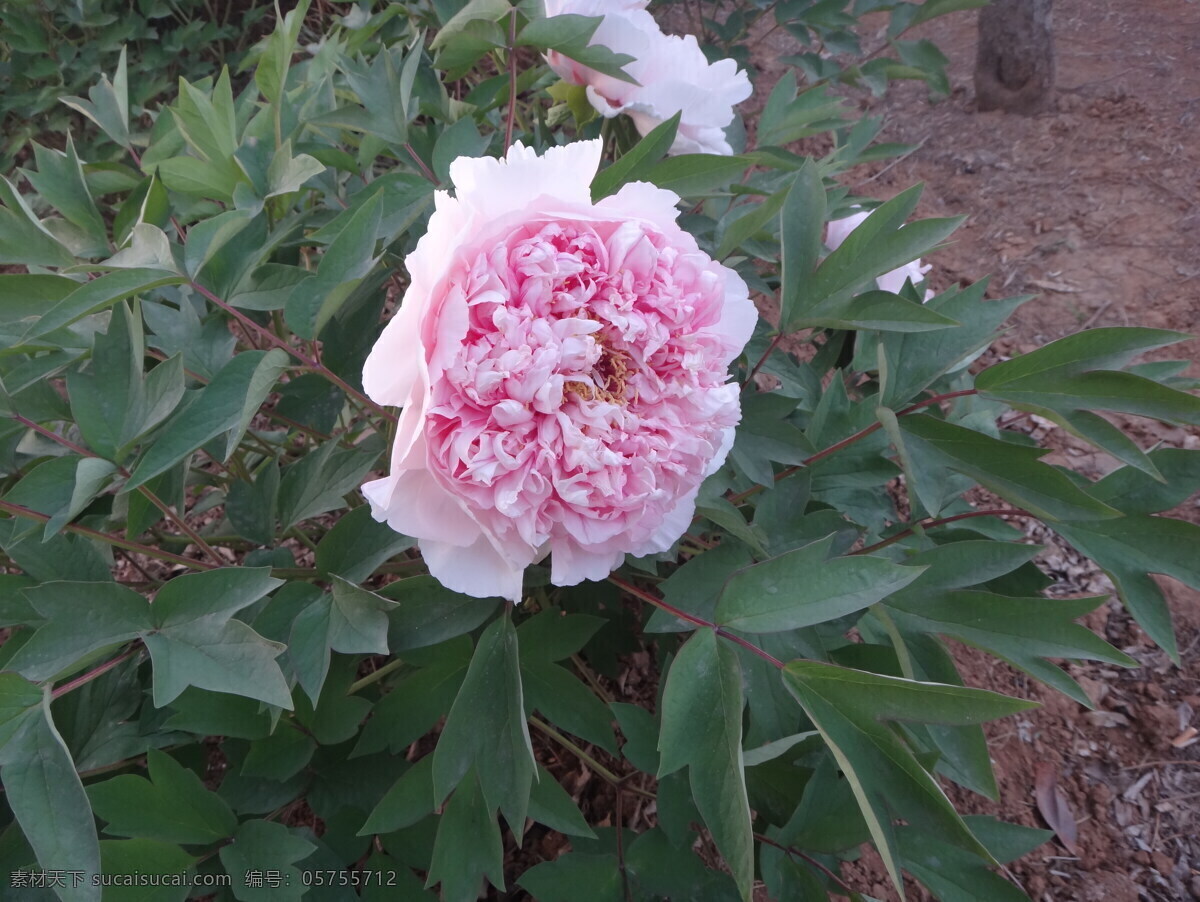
<box><xmin>10</xmin><ymin>415</ymin><xmax>226</xmax><ymax>567</ymax></box>
<box><xmin>52</xmin><ymin>642</ymin><xmax>143</xmax><ymax>699</ymax></box>
<box><xmin>608</xmin><ymin>576</ymin><xmax>785</xmax><ymax>669</ymax></box>
<box><xmin>189</xmin><ymin>281</ymin><xmax>397</xmax><ymax>424</ymax></box>
<box><xmin>743</xmin><ymin>332</ymin><xmax>785</xmax><ymax>388</ymax></box>
<box><xmin>0</xmin><ymin>499</ymin><xmax>214</xmax><ymax>571</ymax></box>
<box><xmin>725</xmin><ymin>388</ymin><xmax>979</xmax><ymax>508</ymax></box>
<box><xmin>754</xmin><ymin>833</ymin><xmax>857</xmax><ymax>897</ymax></box>
<box><xmin>852</xmin><ymin>508</ymin><xmax>1036</xmax><ymax>556</ymax></box>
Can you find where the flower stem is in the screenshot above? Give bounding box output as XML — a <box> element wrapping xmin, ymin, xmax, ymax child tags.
<box><xmin>725</xmin><ymin>388</ymin><xmax>979</xmax><ymax>508</ymax></box>
<box><xmin>347</xmin><ymin>656</ymin><xmax>407</xmax><ymax>695</ymax></box>
<box><xmin>51</xmin><ymin>642</ymin><xmax>143</xmax><ymax>699</ymax></box>
<box><xmin>0</xmin><ymin>499</ymin><xmax>214</xmax><ymax>571</ymax></box>
<box><xmin>189</xmin><ymin>281</ymin><xmax>397</xmax><ymax>425</ymax></box>
<box><xmin>10</xmin><ymin>414</ymin><xmax>226</xmax><ymax>567</ymax></box>
<box><xmin>852</xmin><ymin>507</ymin><xmax>1036</xmax><ymax>556</ymax></box>
<box><xmin>608</xmin><ymin>576</ymin><xmax>785</xmax><ymax>669</ymax></box>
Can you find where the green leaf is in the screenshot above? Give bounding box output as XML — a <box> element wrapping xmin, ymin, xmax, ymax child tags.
<box><xmin>143</xmin><ymin>618</ymin><xmax>291</xmax><ymax>709</ymax></box>
<box><xmin>226</xmin><ymin>456</ymin><xmax>280</xmax><ymax>545</ymax></box>
<box><xmin>898</xmin><ymin>414</ymin><xmax>1120</xmax><ymax>521</ymax></box>
<box><xmin>781</xmin><ymin>661</ymin><xmax>1036</xmax><ymax>895</ymax></box>
<box><xmin>276</xmin><ymin>439</ymin><xmax>379</xmax><ymax>530</ymax></box>
<box><xmin>1055</xmin><ymin>516</ymin><xmax>1200</xmax><ymax>662</ymax></box>
<box><xmin>351</xmin><ymin>646</ymin><xmax>470</xmax><ymax>757</ymax></box>
<box><xmin>518</xmin><ymin>14</ymin><xmax>638</xmax><ymax>83</ymax></box>
<box><xmin>0</xmin><ymin>693</ymin><xmax>100</xmax><ymax>902</ymax></box>
<box><xmin>360</xmin><ymin>756</ymin><xmax>435</xmax><ymax>835</ymax></box>
<box><xmin>714</xmin><ymin>535</ymin><xmax>924</xmax><ymax>633</ymax></box>
<box><xmin>59</xmin><ymin>47</ymin><xmax>131</xmax><ymax>149</ymax></box>
<box><xmin>1090</xmin><ymin>448</ymin><xmax>1200</xmax><ymax>513</ymax></box>
<box><xmin>810</xmin><ymin>186</ymin><xmax>960</xmax><ymax>304</ymax></box>
<box><xmin>431</xmin><ymin>117</ymin><xmax>490</xmax><ymax>185</ymax></box>
<box><xmin>99</xmin><ymin>839</ymin><xmax>196</xmax><ymax>902</ymax></box>
<box><xmin>642</xmin><ymin>153</ymin><xmax>749</xmax><ymax>197</ymax></box>
<box><xmin>316</xmin><ymin>506</ymin><xmax>414</xmax><ymax>582</ymax></box>
<box><xmin>897</xmin><ymin>825</ymin><xmax>1031</xmax><ymax>902</ymax></box>
<box><xmin>521</xmin><ymin>658</ymin><xmax>617</xmax><ymax>754</ymax></box>
<box><xmin>976</xmin><ymin>327</ymin><xmax>1190</xmax><ymax>388</ymax></box>
<box><xmin>880</xmin><ymin>280</ymin><xmax>1028</xmax><ymax>406</ymax></box>
<box><xmin>383</xmin><ymin>575</ymin><xmax>500</xmax><ymax>651</ymax></box>
<box><xmin>432</xmin><ymin>616</ymin><xmax>534</xmax><ymax>838</ymax></box>
<box><xmin>141</xmin><ymin>567</ymin><xmax>289</xmax><ymax>708</ymax></box>
<box><xmin>715</xmin><ymin>189</ymin><xmax>788</xmax><ymax>260</ymax></box>
<box><xmin>88</xmin><ymin>749</ymin><xmax>236</xmax><ymax>844</ymax></box>
<box><xmin>964</xmin><ymin>815</ymin><xmax>1052</xmax><ymax>864</ymax></box>
<box><xmin>981</xmin><ymin>369</ymin><xmax>1200</xmax><ymax>426</ymax></box>
<box><xmin>126</xmin><ymin>350</ymin><xmax>289</xmax><ymax>490</ymax></box>
<box><xmin>528</xmin><ymin>764</ymin><xmax>595</xmax><ymax>838</ymax></box>
<box><xmin>66</xmin><ymin>300</ymin><xmax>145</xmax><ymax>461</ymax></box>
<box><xmin>900</xmin><ymin>540</ymin><xmax>1042</xmax><ymax>591</ymax></box>
<box><xmin>886</xmin><ymin>590</ymin><xmax>1133</xmax><ymax>707</ymax></box>
<box><xmin>328</xmin><ymin>579</ymin><xmax>397</xmax><ymax>654</ymax></box>
<box><xmin>22</xmin><ymin>140</ymin><xmax>108</xmax><ymax>255</ymax></box>
<box><xmin>518</xmin><ymin>852</ymin><xmax>623</xmax><ymax>902</ymax></box>
<box><xmin>220</xmin><ymin>820</ymin><xmax>316</xmax><ymax>902</ymax></box>
<box><xmin>242</xmin><ymin>723</ymin><xmax>316</xmax><ymax>781</ymax></box>
<box><xmin>517</xmin><ymin>611</ymin><xmax>606</xmax><ymax>661</ymax></box>
<box><xmin>255</xmin><ymin>1</ymin><xmax>310</xmax><ymax>105</ymax></box>
<box><xmin>590</xmin><ymin>113</ymin><xmax>680</xmax><ymax>201</ymax></box>
<box><xmin>20</xmin><ymin>269</ymin><xmax>185</xmax><ymax>345</ymax></box>
<box><xmin>658</xmin><ymin>629</ymin><xmax>752</xmax><ymax>900</ymax></box>
<box><xmin>285</xmin><ymin>193</ymin><xmax>383</xmax><ymax>340</ymax></box>
<box><xmin>7</xmin><ymin>582</ymin><xmax>150</xmax><ymax>682</ymax></box>
<box><xmin>0</xmin><ymin>672</ymin><xmax>42</xmax><ymax>746</ymax></box>
<box><xmin>426</xmin><ymin>769</ymin><xmax>505</xmax><ymax>899</ymax></box>
<box><xmin>779</xmin><ymin>161</ymin><xmax>827</xmax><ymax>332</ymax></box>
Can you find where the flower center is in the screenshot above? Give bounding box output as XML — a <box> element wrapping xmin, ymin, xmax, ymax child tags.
<box><xmin>565</xmin><ymin>334</ymin><xmax>634</xmax><ymax>404</ymax></box>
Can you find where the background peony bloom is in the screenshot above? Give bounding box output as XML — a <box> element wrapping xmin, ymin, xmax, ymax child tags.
<box><xmin>362</xmin><ymin>140</ymin><xmax>756</xmax><ymax>602</ymax></box>
<box><xmin>826</xmin><ymin>208</ymin><xmax>935</xmax><ymax>301</ymax></box>
<box><xmin>543</xmin><ymin>0</ymin><xmax>752</xmax><ymax>156</ymax></box>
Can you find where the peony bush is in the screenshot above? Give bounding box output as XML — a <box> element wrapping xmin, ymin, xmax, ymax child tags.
<box><xmin>0</xmin><ymin>1</ymin><xmax>1198</xmax><ymax>901</ymax></box>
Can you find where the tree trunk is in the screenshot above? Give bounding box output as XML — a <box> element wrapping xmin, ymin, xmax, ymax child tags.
<box><xmin>974</xmin><ymin>0</ymin><xmax>1056</xmax><ymax>114</ymax></box>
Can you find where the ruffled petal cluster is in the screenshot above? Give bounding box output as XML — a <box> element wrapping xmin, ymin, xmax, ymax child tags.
<box><xmin>362</xmin><ymin>141</ymin><xmax>756</xmax><ymax>602</ymax></box>
<box><xmin>543</xmin><ymin>0</ymin><xmax>752</xmax><ymax>156</ymax></box>
<box><xmin>826</xmin><ymin>208</ymin><xmax>935</xmax><ymax>301</ymax></box>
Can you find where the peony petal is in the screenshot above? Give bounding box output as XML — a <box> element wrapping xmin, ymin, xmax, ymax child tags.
<box><xmin>448</xmin><ymin>140</ymin><xmax>602</xmax><ymax>223</ymax></box>
<box><xmin>422</xmin><ymin>533</ymin><xmax>527</xmax><ymax>602</ymax></box>
<box><xmin>549</xmin><ymin>536</ymin><xmax>627</xmax><ymax>587</ymax></box>
<box><xmin>363</xmin><ymin>467</ymin><xmax>480</xmax><ymax>547</ymax></box>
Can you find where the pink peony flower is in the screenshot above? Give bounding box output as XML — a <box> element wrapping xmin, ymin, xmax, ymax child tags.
<box><xmin>826</xmin><ymin>208</ymin><xmax>935</xmax><ymax>301</ymax></box>
<box><xmin>543</xmin><ymin>0</ymin><xmax>752</xmax><ymax>156</ymax></box>
<box><xmin>361</xmin><ymin>140</ymin><xmax>756</xmax><ymax>602</ymax></box>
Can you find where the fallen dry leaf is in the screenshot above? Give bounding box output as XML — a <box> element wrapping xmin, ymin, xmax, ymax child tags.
<box><xmin>1035</xmin><ymin>761</ymin><xmax>1081</xmax><ymax>856</ymax></box>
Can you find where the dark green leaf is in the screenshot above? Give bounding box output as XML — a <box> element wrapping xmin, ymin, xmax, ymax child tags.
<box><xmin>781</xmin><ymin>660</ymin><xmax>1035</xmax><ymax>895</ymax></box>
<box><xmin>8</xmin><ymin>582</ymin><xmax>150</xmax><ymax>682</ymax></box>
<box><xmin>899</xmin><ymin>414</ymin><xmax>1120</xmax><ymax>521</ymax></box>
<box><xmin>590</xmin><ymin>113</ymin><xmax>680</xmax><ymax>201</ymax></box>
<box><xmin>88</xmin><ymin>749</ymin><xmax>236</xmax><ymax>844</ymax></box>
<box><xmin>432</xmin><ymin>616</ymin><xmax>533</xmax><ymax>838</ymax></box>
<box><xmin>658</xmin><ymin>629</ymin><xmax>752</xmax><ymax>900</ymax></box>
<box><xmin>316</xmin><ymin>506</ymin><xmax>413</xmax><ymax>582</ymax></box>
<box><xmin>426</xmin><ymin>769</ymin><xmax>504</xmax><ymax>899</ymax></box>
<box><xmin>715</xmin><ymin>535</ymin><xmax>924</xmax><ymax>633</ymax></box>
<box><xmin>220</xmin><ymin>820</ymin><xmax>316</xmax><ymax>902</ymax></box>
<box><xmin>779</xmin><ymin>161</ymin><xmax>826</xmax><ymax>332</ymax></box>
<box><xmin>99</xmin><ymin>839</ymin><xmax>196</xmax><ymax>902</ymax></box>
<box><xmin>0</xmin><ymin>695</ymin><xmax>100</xmax><ymax>902</ymax></box>
<box><xmin>383</xmin><ymin>576</ymin><xmax>500</xmax><ymax>651</ymax></box>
